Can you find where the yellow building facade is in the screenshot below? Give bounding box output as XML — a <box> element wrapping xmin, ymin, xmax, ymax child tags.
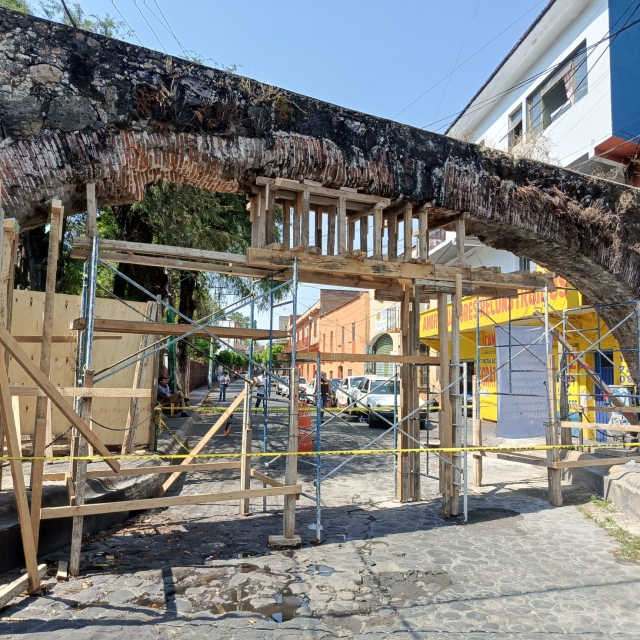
<box><xmin>419</xmin><ymin>277</ymin><xmax>636</xmax><ymax>423</ymax></box>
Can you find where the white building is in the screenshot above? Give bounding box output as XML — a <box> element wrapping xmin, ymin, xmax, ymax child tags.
<box><xmin>447</xmin><ymin>0</ymin><xmax>640</xmax><ymax>185</ymax></box>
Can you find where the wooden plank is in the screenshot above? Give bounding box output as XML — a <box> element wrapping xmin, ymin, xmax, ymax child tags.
<box><xmin>418</xmin><ymin>205</ymin><xmax>429</xmax><ymax>261</ymax></box>
<box><xmin>578</xmin><ymin>406</ymin><xmax>640</xmax><ymax>413</ymax></box>
<box><xmin>158</xmin><ymin>390</ymin><xmax>246</xmax><ymax>496</ymax></box>
<box><xmin>70</xmin><ymin>249</ymin><xmax>268</xmax><ymax>279</ymax></box>
<box><xmin>387</xmin><ymin>213</ymin><xmax>398</xmax><ymax>261</ymax></box>
<box><xmin>359</xmin><ymin>214</ymin><xmax>368</xmax><ymax>254</ymax></box>
<box><xmin>429</xmin><ymin>212</ymin><xmax>469</xmax><ymax>232</ymax></box>
<box><xmin>554</xmin><ymin>456</ymin><xmax>640</xmax><ymax>469</ymax></box>
<box><xmin>337</xmin><ymin>196</ymin><xmax>347</xmax><ymax>254</ymax></box>
<box><xmin>250</xmin><ymin>468</ymin><xmax>284</xmax><ymax>487</ymax></box>
<box><xmin>56</xmin><ymin>560</ymin><xmax>69</xmax><ymax>582</ymax></box>
<box><xmin>283</xmin><ymin>369</ymin><xmax>299</xmax><ymax>539</ymax></box>
<box><xmin>71</xmin><ymin>318</ymin><xmax>288</xmax><ymax>341</ymax></box>
<box><xmin>546</xmin><ymin>354</ymin><xmax>562</xmax><ymax>506</ymax></box>
<box><xmin>475</xmin><ymin>451</ymin><xmax>551</xmax><ymax>466</ymax></box>
<box><xmin>327</xmin><ymin>206</ymin><xmax>336</xmax><ymax>256</ymax></box>
<box><xmin>246</xmin><ymin>248</ymin><xmax>551</xmax><ymax>289</ymax></box>
<box><xmin>72</xmin><ymin>238</ymin><xmax>248</xmax><ymax>265</ymax></box>
<box><xmin>276</xmin><ymin>352</ymin><xmax>439</xmax><ymax>364</ymax></box>
<box><xmin>403</xmin><ymin>204</ymin><xmax>413</xmax><ymax>262</ymax></box>
<box><xmin>31</xmin><ymin>199</ymin><xmax>64</xmax><ymax>550</ymax></box>
<box><xmin>299</xmin><ymin>188</ymin><xmax>310</xmax><ymax>248</ymax></box>
<box><xmin>282</xmin><ymin>200</ymin><xmax>291</xmax><ymax>249</ymax></box>
<box><xmin>239</xmin><ymin>375</ymin><xmax>252</xmax><ymax>516</ymax></box>
<box><xmin>10</xmin><ymin>387</ymin><xmax>152</xmax><ymax>398</ymax></box>
<box><xmin>42</xmin><ymin>461</ymin><xmax>243</xmax><ymax>482</ymax></box>
<box><xmin>373</xmin><ymin>206</ymin><xmax>383</xmax><ymax>259</ymax></box>
<box><xmin>148</xmin><ymin>303</ymin><xmax>162</xmax><ymax>450</ymax></box>
<box><xmin>69</xmin><ymin>369</ymin><xmax>93</xmax><ymax>576</ymax></box>
<box><xmin>262</xmin><ymin>176</ymin><xmax>391</xmax><ymax>206</ymax></box>
<box><xmin>0</xmin><ymin>344</ymin><xmax>40</xmax><ymax>592</ymax></box>
<box><xmin>265</xmin><ymin>185</ymin><xmax>276</xmax><ymax>246</ymax></box>
<box><xmin>0</xmin><ymin>325</ymin><xmax>119</xmax><ymax>472</ymax></box>
<box><xmin>560</xmin><ymin>420</ymin><xmax>640</xmax><ymax>433</ymax></box>
<box><xmin>455</xmin><ymin>217</ymin><xmax>466</xmax><ymax>265</ymax></box>
<box><xmin>14</xmin><ymin>335</ymin><xmax>121</xmax><ymax>343</ymax></box>
<box><xmin>41</xmin><ymin>485</ymin><xmax>303</xmax><ymax>519</ymax></box>
<box><xmin>0</xmin><ymin>564</ymin><xmax>47</xmax><ymax>609</ymax></box>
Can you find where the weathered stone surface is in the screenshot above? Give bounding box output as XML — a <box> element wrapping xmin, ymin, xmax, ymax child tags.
<box><xmin>29</xmin><ymin>63</ymin><xmax>62</xmax><ymax>84</ymax></box>
<box><xmin>0</xmin><ymin>9</ymin><xmax>639</xmax><ymax>368</ymax></box>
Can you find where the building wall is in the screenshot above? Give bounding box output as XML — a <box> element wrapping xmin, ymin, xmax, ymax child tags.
<box><xmin>455</xmin><ymin>0</ymin><xmax>612</xmax><ymax>167</ymax></box>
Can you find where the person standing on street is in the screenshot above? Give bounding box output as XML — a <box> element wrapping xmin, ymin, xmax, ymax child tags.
<box><xmin>219</xmin><ymin>371</ymin><xmax>230</xmax><ymax>402</ymax></box>
<box><xmin>320</xmin><ymin>372</ymin><xmax>330</xmax><ymax>419</ymax></box>
<box><xmin>254</xmin><ymin>371</ymin><xmax>266</xmax><ymax>408</ymax></box>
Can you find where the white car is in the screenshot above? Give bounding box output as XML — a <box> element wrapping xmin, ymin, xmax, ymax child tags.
<box><xmin>276</xmin><ymin>375</ymin><xmax>289</xmax><ymax>395</ymax></box>
<box><xmin>352</xmin><ymin>376</ymin><xmax>399</xmax><ymax>427</ymax></box>
<box><xmin>281</xmin><ymin>376</ymin><xmax>308</xmax><ymax>398</ymax></box>
<box><xmin>335</xmin><ymin>376</ymin><xmax>365</xmax><ymax>415</ymax></box>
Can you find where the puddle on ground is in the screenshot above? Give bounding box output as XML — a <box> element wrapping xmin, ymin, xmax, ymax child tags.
<box><xmin>238</xmin><ymin>563</ymin><xmax>258</xmax><ymax>573</ymax></box>
<box><xmin>306</xmin><ymin>564</ymin><xmax>335</xmax><ymax>577</ymax></box>
<box><xmin>213</xmin><ymin>586</ymin><xmax>305</xmax><ymax>623</ymax></box>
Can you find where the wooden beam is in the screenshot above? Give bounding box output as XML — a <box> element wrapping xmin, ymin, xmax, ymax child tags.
<box><xmin>403</xmin><ymin>204</ymin><xmax>413</xmax><ymax>262</ymax></box>
<box><xmin>277</xmin><ymin>352</ymin><xmax>439</xmax><ymax>364</ymax></box>
<box><xmin>327</xmin><ymin>205</ymin><xmax>336</xmax><ymax>256</ymax></box>
<box><xmin>299</xmin><ymin>188</ymin><xmax>310</xmax><ymax>248</ymax></box>
<box><xmin>43</xmin><ymin>461</ymin><xmax>242</xmax><ymax>482</ymax></box>
<box><xmin>246</xmin><ymin>248</ymin><xmax>551</xmax><ymax>290</ymax></box>
<box><xmin>337</xmin><ymin>196</ymin><xmax>347</xmax><ymax>254</ymax></box>
<box><xmin>250</xmin><ymin>468</ymin><xmax>284</xmax><ymax>487</ymax></box>
<box><xmin>0</xmin><ymin>325</ymin><xmax>119</xmax><ymax>472</ymax></box>
<box><xmin>428</xmin><ymin>212</ymin><xmax>469</xmax><ymax>232</ymax></box>
<box><xmin>41</xmin><ymin>485</ymin><xmax>303</xmax><ymax>520</ymax></box>
<box><xmin>546</xmin><ymin>354</ymin><xmax>562</xmax><ymax>507</ymax></box>
<box><xmin>560</xmin><ymin>420</ymin><xmax>640</xmax><ymax>433</ymax></box>
<box><xmin>14</xmin><ymin>335</ymin><xmax>121</xmax><ymax>343</ymax></box>
<box><xmin>71</xmin><ymin>318</ymin><xmax>288</xmax><ymax>341</ymax></box>
<box><xmin>70</xmin><ymin>249</ymin><xmax>268</xmax><ymax>279</ymax></box>
<box><xmin>158</xmin><ymin>391</ymin><xmax>246</xmax><ymax>496</ymax></box>
<box><xmin>554</xmin><ymin>455</ymin><xmax>640</xmax><ymax>469</ymax></box>
<box><xmin>0</xmin><ymin>344</ymin><xmax>41</xmax><ymax>592</ymax></box>
<box><xmin>418</xmin><ymin>205</ymin><xmax>429</xmax><ymax>262</ymax></box>
<box><xmin>373</xmin><ymin>205</ymin><xmax>383</xmax><ymax>259</ymax></box>
<box><xmin>72</xmin><ymin>238</ymin><xmax>248</xmax><ymax>265</ymax></box>
<box><xmin>0</xmin><ymin>564</ymin><xmax>47</xmax><ymax>609</ymax></box>
<box><xmin>282</xmin><ymin>200</ymin><xmax>291</xmax><ymax>249</ymax></box>
<box><xmin>455</xmin><ymin>217</ymin><xmax>466</xmax><ymax>266</ymax></box>
<box><xmin>239</xmin><ymin>376</ymin><xmax>252</xmax><ymax>516</ymax></box>
<box><xmin>387</xmin><ymin>212</ymin><xmax>398</xmax><ymax>261</ymax></box>
<box><xmin>282</xmin><ymin>369</ymin><xmax>299</xmax><ymax>540</ymax></box>
<box><xmin>10</xmin><ymin>387</ymin><xmax>152</xmax><ymax>398</ymax></box>
<box><xmin>85</xmin><ymin>183</ymin><xmax>98</xmax><ymax>238</ymax></box>
<box><xmin>31</xmin><ymin>199</ymin><xmax>64</xmax><ymax>550</ymax></box>
<box><xmin>475</xmin><ymin>451</ymin><xmax>551</xmax><ymax>467</ymax></box>
<box><xmin>578</xmin><ymin>405</ymin><xmax>640</xmax><ymax>413</ymax></box>
<box><xmin>359</xmin><ymin>214</ymin><xmax>368</xmax><ymax>254</ymax></box>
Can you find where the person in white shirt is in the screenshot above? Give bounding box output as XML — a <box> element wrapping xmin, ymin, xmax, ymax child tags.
<box><xmin>219</xmin><ymin>372</ymin><xmax>230</xmax><ymax>402</ymax></box>
<box><xmin>254</xmin><ymin>372</ymin><xmax>266</xmax><ymax>408</ymax></box>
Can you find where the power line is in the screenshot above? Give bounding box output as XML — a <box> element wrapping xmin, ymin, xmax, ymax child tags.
<box><xmin>146</xmin><ymin>0</ymin><xmax>190</xmax><ymax>58</ymax></box>
<box><xmin>112</xmin><ymin>0</ymin><xmax>144</xmax><ymax>46</ymax></box>
<box><xmin>392</xmin><ymin>0</ymin><xmax>547</xmax><ymax>120</ymax></box>
<box><xmin>133</xmin><ymin>0</ymin><xmax>168</xmax><ymax>53</ymax></box>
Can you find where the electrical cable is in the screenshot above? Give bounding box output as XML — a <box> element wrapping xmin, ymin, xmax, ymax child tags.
<box><xmin>133</xmin><ymin>0</ymin><xmax>168</xmax><ymax>53</ymax></box>
<box><xmin>111</xmin><ymin>0</ymin><xmax>144</xmax><ymax>46</ymax></box>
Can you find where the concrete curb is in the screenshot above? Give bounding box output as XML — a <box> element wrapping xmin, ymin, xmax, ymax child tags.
<box><xmin>0</xmin><ymin>412</ymin><xmax>200</xmax><ymax>574</ymax></box>
<box><xmin>563</xmin><ymin>450</ymin><xmax>640</xmax><ymax>521</ymax></box>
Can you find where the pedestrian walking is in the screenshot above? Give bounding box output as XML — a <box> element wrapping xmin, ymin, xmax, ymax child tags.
<box><xmin>218</xmin><ymin>371</ymin><xmax>230</xmax><ymax>402</ymax></box>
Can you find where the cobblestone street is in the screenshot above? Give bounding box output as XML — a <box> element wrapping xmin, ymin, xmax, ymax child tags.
<box><xmin>2</xmin><ymin>384</ymin><xmax>640</xmax><ymax>638</ymax></box>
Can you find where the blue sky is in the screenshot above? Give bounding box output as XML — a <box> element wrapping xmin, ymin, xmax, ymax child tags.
<box><xmin>78</xmin><ymin>0</ymin><xmax>545</xmax><ymax>327</ymax></box>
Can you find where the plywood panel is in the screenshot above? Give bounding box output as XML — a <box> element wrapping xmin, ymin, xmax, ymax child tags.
<box><xmin>8</xmin><ymin>291</ymin><xmax>153</xmax><ymax>447</ymax></box>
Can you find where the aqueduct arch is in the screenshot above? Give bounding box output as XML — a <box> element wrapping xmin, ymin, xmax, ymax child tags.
<box><xmin>1</xmin><ymin>9</ymin><xmax>640</xmax><ymax>367</ymax></box>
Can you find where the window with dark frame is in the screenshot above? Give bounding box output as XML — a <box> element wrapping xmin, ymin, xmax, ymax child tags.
<box><xmin>527</xmin><ymin>41</ymin><xmax>588</xmax><ymax>134</ymax></box>
<box><xmin>508</xmin><ymin>107</ymin><xmax>523</xmax><ymax>150</ymax></box>
<box><xmin>519</xmin><ymin>257</ymin><xmax>531</xmax><ymax>271</ymax></box>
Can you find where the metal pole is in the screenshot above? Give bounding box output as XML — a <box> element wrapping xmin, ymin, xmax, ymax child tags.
<box><xmin>208</xmin><ymin>338</ymin><xmax>214</xmax><ymax>389</ymax></box>
<box><xmin>463</xmin><ymin>361</ymin><xmax>468</xmax><ymax>523</ymax></box>
<box><xmin>315</xmin><ymin>353</ymin><xmax>322</xmax><ymax>542</ymax></box>
<box><xmin>393</xmin><ymin>363</ymin><xmax>399</xmax><ymax>497</ymax></box>
<box><xmin>263</xmin><ymin>278</ymin><xmax>275</xmax><ymax>512</ymax></box>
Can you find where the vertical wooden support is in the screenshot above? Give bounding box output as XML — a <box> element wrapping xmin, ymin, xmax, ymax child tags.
<box><xmin>148</xmin><ymin>305</ymin><xmax>163</xmax><ymax>451</ymax></box>
<box><xmin>85</xmin><ymin>183</ymin><xmax>98</xmax><ymax>238</ymax></box>
<box><xmin>455</xmin><ymin>217</ymin><xmax>466</xmax><ymax>265</ymax></box>
<box><xmin>373</xmin><ymin>205</ymin><xmax>383</xmax><ymax>259</ymax></box>
<box><xmin>282</xmin><ymin>368</ymin><xmax>299</xmax><ymax>540</ymax></box>
<box><xmin>44</xmin><ymin>400</ymin><xmax>53</xmax><ymax>463</ymax></box>
<box><xmin>450</xmin><ymin>277</ymin><xmax>462</xmax><ymax>517</ymax></box>
<box><xmin>437</xmin><ymin>292</ymin><xmax>452</xmax><ymax>517</ymax></box>
<box><xmin>0</xmin><ymin>346</ymin><xmax>40</xmax><ymax>591</ymax></box>
<box><xmin>298</xmin><ymin>188</ymin><xmax>310</xmax><ymax>248</ymax></box>
<box><xmin>30</xmin><ymin>198</ymin><xmax>63</xmax><ymax>550</ymax></box>
<box><xmin>337</xmin><ymin>196</ymin><xmax>347</xmax><ymax>255</ymax></box>
<box><xmin>282</xmin><ymin>200</ymin><xmax>291</xmax><ymax>249</ymax></box>
<box><xmin>265</xmin><ymin>185</ymin><xmax>276</xmax><ymax>246</ymax></box>
<box><xmin>315</xmin><ymin>207</ymin><xmax>323</xmax><ymax>249</ymax></box>
<box><xmin>418</xmin><ymin>205</ymin><xmax>429</xmax><ymax>262</ymax></box>
<box><xmin>387</xmin><ymin>214</ymin><xmax>398</xmax><ymax>261</ymax></box>
<box><xmin>292</xmin><ymin>194</ymin><xmax>301</xmax><ymax>248</ymax></box>
<box><xmin>122</xmin><ymin>301</ymin><xmax>155</xmax><ymax>454</ymax></box>
<box><xmin>69</xmin><ymin>370</ymin><xmax>93</xmax><ymax>576</ymax></box>
<box><xmin>359</xmin><ymin>215</ymin><xmax>369</xmax><ymax>254</ymax></box>
<box><xmin>397</xmin><ymin>288</ymin><xmax>411</xmax><ymax>502</ymax></box>
<box><xmin>347</xmin><ymin>218</ymin><xmax>355</xmax><ymax>254</ymax></box>
<box><xmin>239</xmin><ymin>375</ymin><xmax>252</xmax><ymax>515</ymax></box>
<box><xmin>327</xmin><ymin>206</ymin><xmax>336</xmax><ymax>256</ymax></box>
<box><xmin>472</xmin><ymin>374</ymin><xmax>482</xmax><ymax>486</ymax></box>
<box><xmin>409</xmin><ymin>287</ymin><xmax>421</xmax><ymax>501</ymax></box>
<box><xmin>251</xmin><ymin>191</ymin><xmax>267</xmax><ymax>248</ymax></box>
<box><xmin>403</xmin><ymin>204</ymin><xmax>413</xmax><ymax>261</ymax></box>
<box><xmin>546</xmin><ymin>354</ymin><xmax>562</xmax><ymax>506</ymax></box>
<box><xmin>0</xmin><ymin>216</ymin><xmax>18</xmax><ymax>489</ymax></box>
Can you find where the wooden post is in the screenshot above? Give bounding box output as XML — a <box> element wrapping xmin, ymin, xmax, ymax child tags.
<box><xmin>251</xmin><ymin>191</ymin><xmax>267</xmax><ymax>248</ymax></box>
<box><xmin>403</xmin><ymin>204</ymin><xmax>413</xmax><ymax>261</ymax></box>
<box><xmin>0</xmin><ymin>216</ymin><xmax>18</xmax><ymax>489</ymax></box>
<box><xmin>418</xmin><ymin>205</ymin><xmax>429</xmax><ymax>262</ymax></box>
<box><xmin>270</xmin><ymin>368</ymin><xmax>301</xmax><ymax>545</ymax></box>
<box><xmin>122</xmin><ymin>301</ymin><xmax>155</xmax><ymax>454</ymax></box>
<box><xmin>265</xmin><ymin>185</ymin><xmax>276</xmax><ymax>246</ymax></box>
<box><xmin>546</xmin><ymin>353</ymin><xmax>562</xmax><ymax>506</ymax></box>
<box><xmin>148</xmin><ymin>306</ymin><xmax>163</xmax><ymax>451</ymax></box>
<box><xmin>397</xmin><ymin>288</ymin><xmax>411</xmax><ymax>502</ymax></box>
<box><xmin>85</xmin><ymin>183</ymin><xmax>98</xmax><ymax>238</ymax></box>
<box><xmin>315</xmin><ymin>207</ymin><xmax>323</xmax><ymax>250</ymax></box>
<box><xmin>337</xmin><ymin>196</ymin><xmax>347</xmax><ymax>254</ymax></box>
<box><xmin>292</xmin><ymin>193</ymin><xmax>301</xmax><ymax>248</ymax></box>
<box><xmin>409</xmin><ymin>287</ymin><xmax>421</xmax><ymax>501</ymax></box>
<box><xmin>359</xmin><ymin>215</ymin><xmax>368</xmax><ymax>254</ymax></box>
<box><xmin>68</xmin><ymin>370</ymin><xmax>94</xmax><ymax>576</ymax></box>
<box><xmin>0</xmin><ymin>348</ymin><xmax>40</xmax><ymax>592</ymax></box>
<box><xmin>450</xmin><ymin>278</ymin><xmax>462</xmax><ymax>517</ymax></box>
<box><xmin>455</xmin><ymin>217</ymin><xmax>466</xmax><ymax>265</ymax></box>
<box><xmin>282</xmin><ymin>200</ymin><xmax>291</xmax><ymax>249</ymax></box>
<box><xmin>299</xmin><ymin>188</ymin><xmax>310</xmax><ymax>249</ymax></box>
<box><xmin>327</xmin><ymin>205</ymin><xmax>336</xmax><ymax>256</ymax></box>
<box><xmin>388</xmin><ymin>214</ymin><xmax>398</xmax><ymax>261</ymax></box>
<box><xmin>437</xmin><ymin>292</ymin><xmax>452</xmax><ymax>517</ymax></box>
<box><xmin>30</xmin><ymin>198</ymin><xmax>64</xmax><ymax>550</ymax></box>
<box><xmin>239</xmin><ymin>376</ymin><xmax>252</xmax><ymax>515</ymax></box>
<box><xmin>472</xmin><ymin>374</ymin><xmax>482</xmax><ymax>486</ymax></box>
<box><xmin>373</xmin><ymin>205</ymin><xmax>383</xmax><ymax>259</ymax></box>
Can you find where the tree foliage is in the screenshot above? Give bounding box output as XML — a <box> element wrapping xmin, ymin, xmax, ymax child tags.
<box><xmin>34</xmin><ymin>1</ymin><xmax>128</xmax><ymax>37</ymax></box>
<box><xmin>217</xmin><ymin>349</ymin><xmax>248</xmax><ymax>372</ymax></box>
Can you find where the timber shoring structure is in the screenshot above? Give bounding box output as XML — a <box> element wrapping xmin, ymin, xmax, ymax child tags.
<box><xmin>0</xmin><ymin>174</ymin><xmax>600</xmax><ymax>604</ymax></box>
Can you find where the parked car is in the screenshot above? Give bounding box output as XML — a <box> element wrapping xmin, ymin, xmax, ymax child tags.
<box><xmin>305</xmin><ymin>378</ymin><xmax>318</xmax><ymax>404</ymax></box>
<box><xmin>335</xmin><ymin>376</ymin><xmax>365</xmax><ymax>415</ymax></box>
<box><xmin>352</xmin><ymin>376</ymin><xmax>399</xmax><ymax>428</ymax></box>
<box><xmin>281</xmin><ymin>376</ymin><xmax>308</xmax><ymax>398</ymax></box>
<box><xmin>276</xmin><ymin>375</ymin><xmax>289</xmax><ymax>396</ymax></box>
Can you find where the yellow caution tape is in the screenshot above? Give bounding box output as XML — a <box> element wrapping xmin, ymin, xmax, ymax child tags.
<box><xmin>2</xmin><ymin>441</ymin><xmax>640</xmax><ymax>462</ymax></box>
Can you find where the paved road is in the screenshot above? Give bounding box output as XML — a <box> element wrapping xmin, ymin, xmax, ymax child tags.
<box><xmin>2</xmin><ymin>381</ymin><xmax>640</xmax><ymax>638</ymax></box>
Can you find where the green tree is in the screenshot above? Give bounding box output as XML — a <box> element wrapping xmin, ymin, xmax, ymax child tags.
<box><xmin>0</xmin><ymin>0</ymin><xmax>30</xmax><ymax>13</ymax></box>
<box><xmin>35</xmin><ymin>1</ymin><xmax>127</xmax><ymax>36</ymax></box>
